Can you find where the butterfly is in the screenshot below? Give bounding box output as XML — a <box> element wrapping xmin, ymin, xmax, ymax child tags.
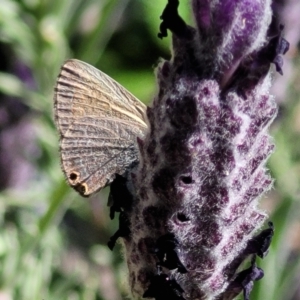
<box><xmin>54</xmin><ymin>59</ymin><xmax>148</xmax><ymax>197</ymax></box>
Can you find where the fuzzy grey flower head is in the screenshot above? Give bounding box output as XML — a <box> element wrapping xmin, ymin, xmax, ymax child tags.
<box><xmin>110</xmin><ymin>1</ymin><xmax>289</xmax><ymax>300</ymax></box>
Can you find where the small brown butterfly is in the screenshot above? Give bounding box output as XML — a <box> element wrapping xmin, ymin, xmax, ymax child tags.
<box><xmin>54</xmin><ymin>59</ymin><xmax>148</xmax><ymax>196</ymax></box>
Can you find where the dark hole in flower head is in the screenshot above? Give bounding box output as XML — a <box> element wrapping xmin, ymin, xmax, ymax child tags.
<box><xmin>180</xmin><ymin>176</ymin><xmax>193</xmax><ymax>184</ymax></box>
<box><xmin>177</xmin><ymin>212</ymin><xmax>190</xmax><ymax>222</ymax></box>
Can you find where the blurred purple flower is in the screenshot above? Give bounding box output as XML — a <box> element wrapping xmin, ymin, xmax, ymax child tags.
<box><xmin>120</xmin><ymin>0</ymin><xmax>289</xmax><ymax>299</ymax></box>
<box><xmin>0</xmin><ymin>58</ymin><xmax>37</xmax><ymax>190</ymax></box>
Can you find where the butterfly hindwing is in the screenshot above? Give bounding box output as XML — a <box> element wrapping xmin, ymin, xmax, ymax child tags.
<box><xmin>54</xmin><ymin>59</ymin><xmax>148</xmax><ymax>196</ymax></box>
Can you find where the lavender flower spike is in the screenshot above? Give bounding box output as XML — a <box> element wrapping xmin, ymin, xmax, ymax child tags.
<box><xmin>120</xmin><ymin>1</ymin><xmax>289</xmax><ymax>299</ymax></box>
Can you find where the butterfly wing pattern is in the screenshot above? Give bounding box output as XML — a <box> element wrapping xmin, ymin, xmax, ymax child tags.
<box><xmin>54</xmin><ymin>59</ymin><xmax>148</xmax><ymax>196</ymax></box>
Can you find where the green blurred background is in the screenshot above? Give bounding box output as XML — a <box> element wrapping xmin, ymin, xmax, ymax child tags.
<box><xmin>0</xmin><ymin>0</ymin><xmax>299</xmax><ymax>299</ymax></box>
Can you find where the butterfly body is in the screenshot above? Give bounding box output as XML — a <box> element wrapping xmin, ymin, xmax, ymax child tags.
<box><xmin>54</xmin><ymin>59</ymin><xmax>148</xmax><ymax>196</ymax></box>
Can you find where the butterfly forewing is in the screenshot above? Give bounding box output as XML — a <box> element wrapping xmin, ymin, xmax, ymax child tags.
<box><xmin>54</xmin><ymin>59</ymin><xmax>148</xmax><ymax>196</ymax></box>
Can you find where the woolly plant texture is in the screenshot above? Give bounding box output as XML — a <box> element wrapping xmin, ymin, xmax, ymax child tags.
<box><xmin>116</xmin><ymin>1</ymin><xmax>289</xmax><ymax>299</ymax></box>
